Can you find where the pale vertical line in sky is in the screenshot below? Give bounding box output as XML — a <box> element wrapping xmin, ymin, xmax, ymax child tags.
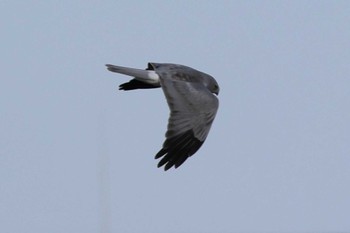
<box><xmin>97</xmin><ymin>113</ymin><xmax>111</xmax><ymax>233</ymax></box>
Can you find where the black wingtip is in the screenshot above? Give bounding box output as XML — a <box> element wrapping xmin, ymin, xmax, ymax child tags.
<box><xmin>154</xmin><ymin>130</ymin><xmax>204</xmax><ymax>171</ymax></box>
<box><xmin>164</xmin><ymin>162</ymin><xmax>174</xmax><ymax>171</ymax></box>
<box><xmin>118</xmin><ymin>79</ymin><xmax>159</xmax><ymax>91</ymax></box>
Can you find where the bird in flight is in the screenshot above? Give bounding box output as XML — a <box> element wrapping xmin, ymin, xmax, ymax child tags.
<box><xmin>106</xmin><ymin>63</ymin><xmax>219</xmax><ymax>170</ymax></box>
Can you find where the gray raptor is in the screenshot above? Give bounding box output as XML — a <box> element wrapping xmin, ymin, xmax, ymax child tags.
<box><xmin>106</xmin><ymin>63</ymin><xmax>219</xmax><ymax>170</ymax></box>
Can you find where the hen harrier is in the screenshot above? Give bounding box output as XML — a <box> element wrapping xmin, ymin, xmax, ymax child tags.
<box><xmin>106</xmin><ymin>63</ymin><xmax>219</xmax><ymax>170</ymax></box>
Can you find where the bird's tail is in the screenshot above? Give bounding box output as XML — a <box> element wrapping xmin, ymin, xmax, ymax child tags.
<box><xmin>106</xmin><ymin>64</ymin><xmax>161</xmax><ymax>91</ymax></box>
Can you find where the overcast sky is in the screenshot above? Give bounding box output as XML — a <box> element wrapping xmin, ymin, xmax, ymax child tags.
<box><xmin>1</xmin><ymin>1</ymin><xmax>350</xmax><ymax>233</ymax></box>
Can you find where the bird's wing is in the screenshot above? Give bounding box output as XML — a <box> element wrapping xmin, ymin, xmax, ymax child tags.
<box><xmin>155</xmin><ymin>77</ymin><xmax>219</xmax><ymax>170</ymax></box>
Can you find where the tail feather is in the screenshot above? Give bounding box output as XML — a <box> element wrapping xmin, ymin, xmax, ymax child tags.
<box><xmin>106</xmin><ymin>64</ymin><xmax>159</xmax><ymax>84</ymax></box>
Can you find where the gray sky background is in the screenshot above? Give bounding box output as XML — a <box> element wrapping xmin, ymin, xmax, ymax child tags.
<box><xmin>1</xmin><ymin>1</ymin><xmax>350</xmax><ymax>233</ymax></box>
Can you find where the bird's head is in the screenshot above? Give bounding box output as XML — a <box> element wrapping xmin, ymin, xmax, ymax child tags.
<box><xmin>202</xmin><ymin>74</ymin><xmax>220</xmax><ymax>95</ymax></box>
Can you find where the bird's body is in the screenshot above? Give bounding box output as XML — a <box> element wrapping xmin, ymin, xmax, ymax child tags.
<box><xmin>106</xmin><ymin>63</ymin><xmax>219</xmax><ymax>170</ymax></box>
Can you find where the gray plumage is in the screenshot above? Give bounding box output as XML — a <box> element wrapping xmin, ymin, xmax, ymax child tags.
<box><xmin>106</xmin><ymin>62</ymin><xmax>219</xmax><ymax>170</ymax></box>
